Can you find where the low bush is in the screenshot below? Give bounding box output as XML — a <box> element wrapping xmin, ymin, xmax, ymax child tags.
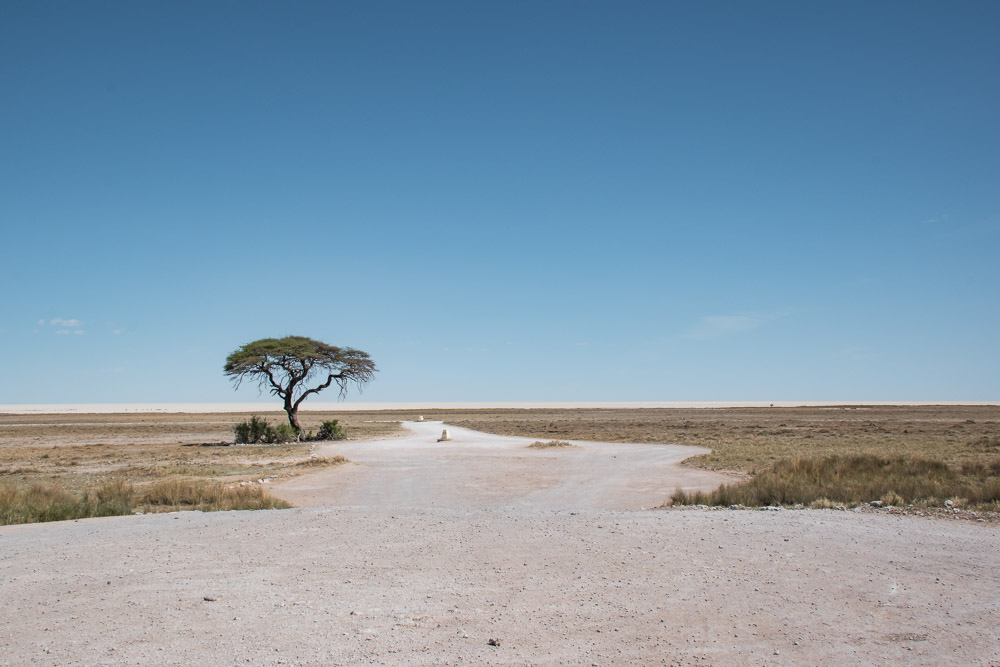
<box><xmin>234</xmin><ymin>416</ymin><xmax>299</xmax><ymax>444</ymax></box>
<box><xmin>234</xmin><ymin>415</ymin><xmax>272</xmax><ymax>444</ymax></box>
<box><xmin>316</xmin><ymin>419</ymin><xmax>346</xmax><ymax>441</ymax></box>
<box><xmin>669</xmin><ymin>454</ymin><xmax>1000</xmax><ymax>510</ymax></box>
<box><xmin>267</xmin><ymin>423</ymin><xmax>299</xmax><ymax>444</ymax></box>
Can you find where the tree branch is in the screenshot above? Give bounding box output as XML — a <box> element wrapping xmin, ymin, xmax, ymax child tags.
<box><xmin>263</xmin><ymin>364</ymin><xmax>287</xmax><ymax>398</ymax></box>
<box><xmin>292</xmin><ymin>373</ymin><xmax>338</xmax><ymax>411</ymax></box>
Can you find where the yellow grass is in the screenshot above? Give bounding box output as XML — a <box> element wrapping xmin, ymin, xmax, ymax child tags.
<box><xmin>0</xmin><ymin>412</ymin><xmax>387</xmax><ymax>525</ymax></box>
<box><xmin>527</xmin><ymin>440</ymin><xmax>576</xmax><ymax>448</ymax></box>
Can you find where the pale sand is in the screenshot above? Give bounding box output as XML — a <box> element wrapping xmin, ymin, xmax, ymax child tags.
<box><xmin>2</xmin><ymin>509</ymin><xmax>996</xmax><ymax>665</ymax></box>
<box><xmin>271</xmin><ymin>421</ymin><xmax>731</xmax><ymax>510</ymax></box>
<box><xmin>1</xmin><ymin>422</ymin><xmax>997</xmax><ymax>664</ymax></box>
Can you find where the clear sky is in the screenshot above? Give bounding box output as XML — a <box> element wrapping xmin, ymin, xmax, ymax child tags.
<box><xmin>2</xmin><ymin>1</ymin><xmax>997</xmax><ymax>404</ymax></box>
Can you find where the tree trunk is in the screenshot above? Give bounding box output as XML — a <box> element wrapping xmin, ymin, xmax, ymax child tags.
<box><xmin>287</xmin><ymin>409</ymin><xmax>302</xmax><ymax>432</ymax></box>
<box><xmin>284</xmin><ymin>398</ymin><xmax>302</xmax><ymax>432</ymax></box>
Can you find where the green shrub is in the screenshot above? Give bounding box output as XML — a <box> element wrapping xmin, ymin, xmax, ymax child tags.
<box><xmin>233</xmin><ymin>416</ymin><xmax>299</xmax><ymax>444</ymax></box>
<box><xmin>316</xmin><ymin>419</ymin><xmax>346</xmax><ymax>441</ymax></box>
<box><xmin>233</xmin><ymin>415</ymin><xmax>272</xmax><ymax>444</ymax></box>
<box><xmin>267</xmin><ymin>423</ymin><xmax>299</xmax><ymax>443</ymax></box>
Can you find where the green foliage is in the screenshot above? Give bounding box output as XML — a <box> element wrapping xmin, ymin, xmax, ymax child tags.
<box><xmin>223</xmin><ymin>336</ymin><xmax>376</xmax><ymax>401</ymax></box>
<box><xmin>316</xmin><ymin>419</ymin><xmax>347</xmax><ymax>441</ymax></box>
<box><xmin>233</xmin><ymin>415</ymin><xmax>272</xmax><ymax>444</ymax></box>
<box><xmin>669</xmin><ymin>454</ymin><xmax>1000</xmax><ymax>509</ymax></box>
<box><xmin>224</xmin><ymin>335</ymin><xmax>376</xmax><ymax>431</ymax></box>
<box><xmin>268</xmin><ymin>423</ymin><xmax>299</xmax><ymax>443</ymax></box>
<box><xmin>233</xmin><ymin>416</ymin><xmax>299</xmax><ymax>444</ymax></box>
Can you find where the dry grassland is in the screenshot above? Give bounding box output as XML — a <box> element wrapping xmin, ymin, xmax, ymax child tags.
<box><xmin>439</xmin><ymin>405</ymin><xmax>1000</xmax><ymax>512</ymax></box>
<box><xmin>437</xmin><ymin>405</ymin><xmax>1000</xmax><ymax>473</ymax></box>
<box><xmin>0</xmin><ymin>412</ymin><xmax>402</xmax><ymax>522</ymax></box>
<box><xmin>2</xmin><ymin>406</ymin><xmax>998</xmax><ymax>522</ymax></box>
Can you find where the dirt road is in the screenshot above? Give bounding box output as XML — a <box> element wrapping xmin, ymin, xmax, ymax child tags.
<box><xmin>271</xmin><ymin>421</ymin><xmax>731</xmax><ymax>510</ymax></box>
<box><xmin>1</xmin><ymin>422</ymin><xmax>997</xmax><ymax>665</ymax></box>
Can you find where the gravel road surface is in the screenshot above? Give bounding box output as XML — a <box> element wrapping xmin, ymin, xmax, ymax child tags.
<box><xmin>271</xmin><ymin>421</ymin><xmax>731</xmax><ymax>511</ymax></box>
<box><xmin>1</xmin><ymin>423</ymin><xmax>997</xmax><ymax>665</ymax></box>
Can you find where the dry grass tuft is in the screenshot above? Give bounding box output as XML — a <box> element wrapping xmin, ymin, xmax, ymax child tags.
<box><xmin>668</xmin><ymin>454</ymin><xmax>1000</xmax><ymax>510</ymax></box>
<box><xmin>292</xmin><ymin>456</ymin><xmax>348</xmax><ymax>468</ymax></box>
<box><xmin>527</xmin><ymin>440</ymin><xmax>576</xmax><ymax>449</ymax></box>
<box><xmin>0</xmin><ymin>477</ymin><xmax>290</xmax><ymax>525</ymax></box>
<box><xmin>0</xmin><ymin>479</ymin><xmax>136</xmax><ymax>525</ymax></box>
<box><xmin>136</xmin><ymin>479</ymin><xmax>290</xmax><ymax>512</ymax></box>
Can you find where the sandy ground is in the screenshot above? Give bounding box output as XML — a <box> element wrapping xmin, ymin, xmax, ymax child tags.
<box><xmin>271</xmin><ymin>421</ymin><xmax>731</xmax><ymax>511</ymax></box>
<box><xmin>1</xmin><ymin>423</ymin><xmax>998</xmax><ymax>665</ymax></box>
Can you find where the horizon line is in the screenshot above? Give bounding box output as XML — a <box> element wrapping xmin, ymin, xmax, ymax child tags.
<box><xmin>1</xmin><ymin>400</ymin><xmax>997</xmax><ymax>414</ymax></box>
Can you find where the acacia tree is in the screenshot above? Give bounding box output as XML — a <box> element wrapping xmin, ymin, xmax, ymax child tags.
<box><xmin>224</xmin><ymin>336</ymin><xmax>376</xmax><ymax>432</ymax></box>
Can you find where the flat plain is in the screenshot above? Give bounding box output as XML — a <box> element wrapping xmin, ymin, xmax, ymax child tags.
<box><xmin>4</xmin><ymin>405</ymin><xmax>997</xmax><ymax>506</ymax></box>
<box><xmin>1</xmin><ymin>406</ymin><xmax>998</xmax><ymax>664</ymax></box>
<box><xmin>4</xmin><ymin>404</ymin><xmax>998</xmax><ymax>477</ymax></box>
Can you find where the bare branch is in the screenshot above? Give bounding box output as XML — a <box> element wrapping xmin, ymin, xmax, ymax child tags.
<box><xmin>292</xmin><ymin>373</ymin><xmax>337</xmax><ymax>411</ymax></box>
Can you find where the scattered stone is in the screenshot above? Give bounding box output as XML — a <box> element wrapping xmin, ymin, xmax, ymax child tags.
<box><xmin>487</xmin><ymin>638</ymin><xmax>502</xmax><ymax>647</ymax></box>
<box><xmin>870</xmin><ymin>501</ymin><xmax>883</xmax><ymax>508</ymax></box>
<box><xmin>945</xmin><ymin>500</ymin><xmax>955</xmax><ymax>508</ymax></box>
<box><xmin>203</xmin><ymin>596</ymin><xmax>216</xmax><ymax>602</ymax></box>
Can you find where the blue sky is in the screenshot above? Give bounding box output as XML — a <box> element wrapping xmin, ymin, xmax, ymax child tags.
<box><xmin>2</xmin><ymin>1</ymin><xmax>997</xmax><ymax>404</ymax></box>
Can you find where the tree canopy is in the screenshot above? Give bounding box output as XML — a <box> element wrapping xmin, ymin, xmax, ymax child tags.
<box><xmin>224</xmin><ymin>336</ymin><xmax>376</xmax><ymax>431</ymax></box>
